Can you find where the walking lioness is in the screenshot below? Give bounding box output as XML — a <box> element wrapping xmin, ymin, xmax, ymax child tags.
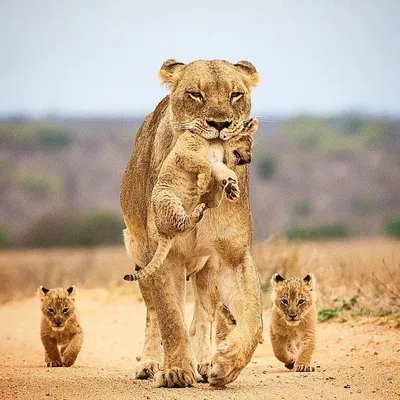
<box><xmin>120</xmin><ymin>59</ymin><xmax>263</xmax><ymax>388</ymax></box>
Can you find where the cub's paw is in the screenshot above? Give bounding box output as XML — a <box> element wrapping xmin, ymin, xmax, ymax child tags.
<box><xmin>197</xmin><ymin>362</ymin><xmax>211</xmax><ymax>383</ymax></box>
<box><xmin>47</xmin><ymin>360</ymin><xmax>62</xmax><ymax>367</ymax></box>
<box><xmin>193</xmin><ymin>203</ymin><xmax>207</xmax><ymax>223</ymax></box>
<box><xmin>285</xmin><ymin>361</ymin><xmax>295</xmax><ymax>370</ymax></box>
<box><xmin>222</xmin><ymin>178</ymin><xmax>240</xmax><ymax>201</ymax></box>
<box><xmin>294</xmin><ymin>363</ymin><xmax>315</xmax><ymax>372</ymax></box>
<box><xmin>62</xmin><ymin>355</ymin><xmax>76</xmax><ymax>367</ymax></box>
<box><xmin>135</xmin><ymin>359</ymin><xmax>160</xmax><ymax>380</ymax></box>
<box><xmin>153</xmin><ymin>367</ymin><xmax>196</xmax><ymax>388</ymax></box>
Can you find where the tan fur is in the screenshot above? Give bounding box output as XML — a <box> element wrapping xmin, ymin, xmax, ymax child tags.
<box><xmin>39</xmin><ymin>286</ymin><xmax>83</xmax><ymax>367</ymax></box>
<box><xmin>120</xmin><ymin>59</ymin><xmax>262</xmax><ymax>388</ymax></box>
<box><xmin>123</xmin><ymin>119</ymin><xmax>258</xmax><ymax>282</ymax></box>
<box><xmin>270</xmin><ymin>274</ymin><xmax>317</xmax><ymax>372</ymax></box>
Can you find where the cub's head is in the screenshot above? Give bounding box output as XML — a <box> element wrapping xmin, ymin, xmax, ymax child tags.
<box><xmin>39</xmin><ymin>286</ymin><xmax>76</xmax><ymax>331</ymax></box>
<box><xmin>159</xmin><ymin>59</ymin><xmax>260</xmax><ymax>140</ymax></box>
<box><xmin>226</xmin><ymin>117</ymin><xmax>259</xmax><ymax>165</ymax></box>
<box><xmin>271</xmin><ymin>273</ymin><xmax>316</xmax><ymax>326</ymax></box>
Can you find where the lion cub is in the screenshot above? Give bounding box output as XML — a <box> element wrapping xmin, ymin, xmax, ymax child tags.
<box><xmin>270</xmin><ymin>273</ymin><xmax>317</xmax><ymax>372</ymax></box>
<box><xmin>123</xmin><ymin>118</ymin><xmax>258</xmax><ymax>281</ymax></box>
<box><xmin>39</xmin><ymin>286</ymin><xmax>83</xmax><ymax>367</ymax></box>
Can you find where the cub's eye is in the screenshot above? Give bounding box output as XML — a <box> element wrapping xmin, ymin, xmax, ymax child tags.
<box><xmin>62</xmin><ymin>308</ymin><xmax>69</xmax><ymax>313</ymax></box>
<box><xmin>231</xmin><ymin>92</ymin><xmax>243</xmax><ymax>101</ymax></box>
<box><xmin>187</xmin><ymin>91</ymin><xmax>203</xmax><ymax>101</ymax></box>
<box><xmin>280</xmin><ymin>298</ymin><xmax>288</xmax><ymax>306</ymax></box>
<box><xmin>48</xmin><ymin>307</ymin><xmax>55</xmax><ymax>314</ymax></box>
<box><xmin>298</xmin><ymin>299</ymin><xmax>305</xmax><ymax>305</ymax></box>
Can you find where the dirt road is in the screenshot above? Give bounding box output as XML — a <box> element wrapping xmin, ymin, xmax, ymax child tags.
<box><xmin>0</xmin><ymin>290</ymin><xmax>399</xmax><ymax>400</ymax></box>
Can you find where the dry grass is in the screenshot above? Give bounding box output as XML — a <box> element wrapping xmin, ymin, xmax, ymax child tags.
<box><xmin>253</xmin><ymin>236</ymin><xmax>400</xmax><ymax>322</ymax></box>
<box><xmin>1</xmin><ymin>239</ymin><xmax>399</xmax><ymax>323</ymax></box>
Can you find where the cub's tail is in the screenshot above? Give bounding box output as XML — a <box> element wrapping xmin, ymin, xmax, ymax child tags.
<box><xmin>123</xmin><ymin>235</ymin><xmax>173</xmax><ymax>281</ymax></box>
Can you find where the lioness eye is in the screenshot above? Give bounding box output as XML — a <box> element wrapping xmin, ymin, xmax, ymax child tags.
<box><xmin>187</xmin><ymin>91</ymin><xmax>203</xmax><ymax>101</ymax></box>
<box><xmin>48</xmin><ymin>307</ymin><xmax>55</xmax><ymax>314</ymax></box>
<box><xmin>231</xmin><ymin>92</ymin><xmax>243</xmax><ymax>101</ymax></box>
<box><xmin>63</xmin><ymin>308</ymin><xmax>69</xmax><ymax>313</ymax></box>
<box><xmin>298</xmin><ymin>299</ymin><xmax>305</xmax><ymax>305</ymax></box>
<box><xmin>281</xmin><ymin>298</ymin><xmax>288</xmax><ymax>306</ymax></box>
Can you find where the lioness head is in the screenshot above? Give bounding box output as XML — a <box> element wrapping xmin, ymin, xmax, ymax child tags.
<box><xmin>39</xmin><ymin>286</ymin><xmax>76</xmax><ymax>331</ymax></box>
<box><xmin>159</xmin><ymin>59</ymin><xmax>260</xmax><ymax>140</ymax></box>
<box><xmin>271</xmin><ymin>273</ymin><xmax>316</xmax><ymax>326</ymax></box>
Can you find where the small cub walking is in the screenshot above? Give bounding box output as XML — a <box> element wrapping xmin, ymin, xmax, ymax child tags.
<box><xmin>39</xmin><ymin>285</ymin><xmax>83</xmax><ymax>367</ymax></box>
<box><xmin>270</xmin><ymin>273</ymin><xmax>317</xmax><ymax>372</ymax></box>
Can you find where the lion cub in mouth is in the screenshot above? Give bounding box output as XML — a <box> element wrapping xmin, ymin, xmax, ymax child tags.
<box><xmin>270</xmin><ymin>273</ymin><xmax>317</xmax><ymax>372</ymax></box>
<box><xmin>123</xmin><ymin>118</ymin><xmax>258</xmax><ymax>282</ymax></box>
<box><xmin>39</xmin><ymin>286</ymin><xmax>83</xmax><ymax>367</ymax></box>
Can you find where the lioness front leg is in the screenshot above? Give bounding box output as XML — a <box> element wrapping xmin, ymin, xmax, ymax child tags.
<box><xmin>189</xmin><ymin>256</ymin><xmax>220</xmax><ymax>382</ymax></box>
<box><xmin>209</xmin><ymin>250</ymin><xmax>263</xmax><ymax>386</ymax></box>
<box><xmin>294</xmin><ymin>333</ymin><xmax>316</xmax><ymax>372</ymax></box>
<box><xmin>135</xmin><ymin>279</ymin><xmax>163</xmax><ymax>379</ymax></box>
<box><xmin>151</xmin><ymin>259</ymin><xmax>197</xmax><ymax>388</ymax></box>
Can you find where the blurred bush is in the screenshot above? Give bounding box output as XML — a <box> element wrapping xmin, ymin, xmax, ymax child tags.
<box><xmin>17</xmin><ymin>170</ymin><xmax>64</xmax><ymax>200</ymax></box>
<box><xmin>37</xmin><ymin>128</ymin><xmax>72</xmax><ymax>149</ymax></box>
<box><xmin>352</xmin><ymin>196</ymin><xmax>377</xmax><ymax>216</ymax></box>
<box><xmin>384</xmin><ymin>217</ymin><xmax>400</xmax><ymax>238</ymax></box>
<box><xmin>257</xmin><ymin>153</ymin><xmax>277</xmax><ymax>180</ymax></box>
<box><xmin>293</xmin><ymin>199</ymin><xmax>312</xmax><ymax>217</ymax></box>
<box><xmin>0</xmin><ymin>227</ymin><xmax>8</xmax><ymax>247</ymax></box>
<box><xmin>22</xmin><ymin>210</ymin><xmax>125</xmax><ymax>247</ymax></box>
<box><xmin>286</xmin><ymin>223</ymin><xmax>350</xmax><ymax>240</ymax></box>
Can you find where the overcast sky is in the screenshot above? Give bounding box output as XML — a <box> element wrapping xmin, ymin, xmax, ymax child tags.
<box><xmin>1</xmin><ymin>0</ymin><xmax>399</xmax><ymax>117</ymax></box>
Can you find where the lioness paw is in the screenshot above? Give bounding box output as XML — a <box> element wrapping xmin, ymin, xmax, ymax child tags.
<box><xmin>294</xmin><ymin>363</ymin><xmax>315</xmax><ymax>372</ymax></box>
<box><xmin>197</xmin><ymin>362</ymin><xmax>211</xmax><ymax>383</ymax></box>
<box><xmin>47</xmin><ymin>360</ymin><xmax>62</xmax><ymax>367</ymax></box>
<box><xmin>135</xmin><ymin>359</ymin><xmax>160</xmax><ymax>380</ymax></box>
<box><xmin>153</xmin><ymin>367</ymin><xmax>196</xmax><ymax>388</ymax></box>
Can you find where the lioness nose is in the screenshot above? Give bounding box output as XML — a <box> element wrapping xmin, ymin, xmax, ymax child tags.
<box><xmin>206</xmin><ymin>120</ymin><xmax>232</xmax><ymax>132</ymax></box>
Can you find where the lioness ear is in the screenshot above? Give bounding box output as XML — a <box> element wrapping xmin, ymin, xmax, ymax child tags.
<box><xmin>39</xmin><ymin>286</ymin><xmax>49</xmax><ymax>299</ymax></box>
<box><xmin>271</xmin><ymin>273</ymin><xmax>285</xmax><ymax>286</ymax></box>
<box><xmin>234</xmin><ymin>60</ymin><xmax>260</xmax><ymax>88</ymax></box>
<box><xmin>66</xmin><ymin>285</ymin><xmax>76</xmax><ymax>298</ymax></box>
<box><xmin>303</xmin><ymin>273</ymin><xmax>316</xmax><ymax>290</ymax></box>
<box><xmin>159</xmin><ymin>59</ymin><xmax>186</xmax><ymax>91</ymax></box>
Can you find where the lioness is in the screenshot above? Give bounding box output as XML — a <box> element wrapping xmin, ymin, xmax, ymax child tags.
<box><xmin>120</xmin><ymin>59</ymin><xmax>263</xmax><ymax>388</ymax></box>
<box><xmin>39</xmin><ymin>286</ymin><xmax>83</xmax><ymax>367</ymax></box>
<box><xmin>123</xmin><ymin>118</ymin><xmax>258</xmax><ymax>282</ymax></box>
<box><xmin>270</xmin><ymin>273</ymin><xmax>317</xmax><ymax>372</ymax></box>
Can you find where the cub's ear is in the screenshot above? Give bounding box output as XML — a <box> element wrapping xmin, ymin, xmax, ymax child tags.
<box><xmin>39</xmin><ymin>286</ymin><xmax>49</xmax><ymax>299</ymax></box>
<box><xmin>159</xmin><ymin>59</ymin><xmax>186</xmax><ymax>91</ymax></box>
<box><xmin>66</xmin><ymin>285</ymin><xmax>76</xmax><ymax>298</ymax></box>
<box><xmin>234</xmin><ymin>60</ymin><xmax>260</xmax><ymax>88</ymax></box>
<box><xmin>303</xmin><ymin>273</ymin><xmax>316</xmax><ymax>290</ymax></box>
<box><xmin>271</xmin><ymin>273</ymin><xmax>285</xmax><ymax>286</ymax></box>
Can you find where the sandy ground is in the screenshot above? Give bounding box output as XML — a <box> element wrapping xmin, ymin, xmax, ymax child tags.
<box><xmin>0</xmin><ymin>290</ymin><xmax>399</xmax><ymax>400</ymax></box>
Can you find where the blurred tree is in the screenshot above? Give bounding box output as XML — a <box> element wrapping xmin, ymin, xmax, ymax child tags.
<box><xmin>384</xmin><ymin>217</ymin><xmax>400</xmax><ymax>238</ymax></box>
<box><xmin>257</xmin><ymin>154</ymin><xmax>277</xmax><ymax>180</ymax></box>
